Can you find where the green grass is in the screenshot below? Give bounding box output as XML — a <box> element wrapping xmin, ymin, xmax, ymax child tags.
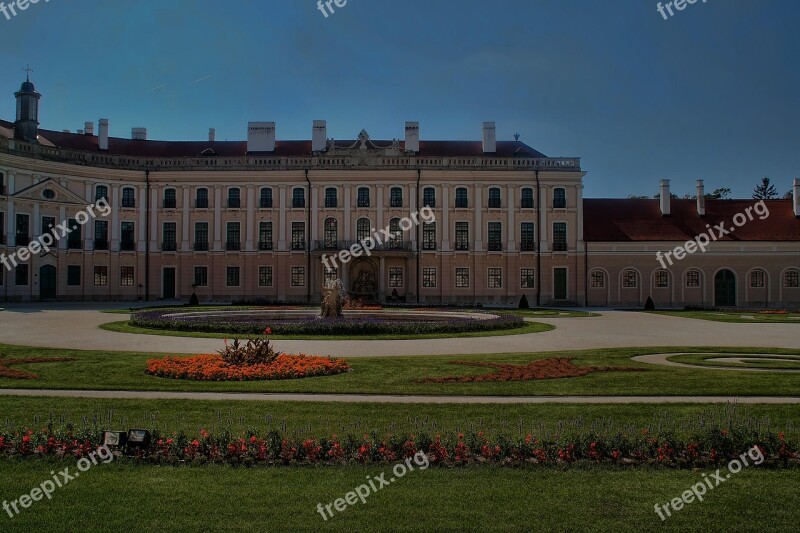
<box><xmin>646</xmin><ymin>310</ymin><xmax>800</xmax><ymax>323</ymax></box>
<box><xmin>0</xmin><ymin>461</ymin><xmax>797</xmax><ymax>531</ymax></box>
<box><xmin>3</xmin><ymin>343</ymin><xmax>800</xmax><ymax>396</ymax></box>
<box><xmin>3</xmin><ymin>398</ymin><xmax>798</xmax><ymax>439</ymax></box>
<box><xmin>100</xmin><ymin>319</ymin><xmax>553</xmax><ymax>341</ymax></box>
<box><xmin>668</xmin><ymin>353</ymin><xmax>800</xmax><ymax>370</ymax></box>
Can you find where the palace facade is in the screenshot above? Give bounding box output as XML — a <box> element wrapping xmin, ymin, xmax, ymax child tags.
<box><xmin>1</xmin><ymin>78</ymin><xmax>799</xmax><ymax>307</ymax></box>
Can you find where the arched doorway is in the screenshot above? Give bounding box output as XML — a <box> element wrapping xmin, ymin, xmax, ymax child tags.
<box><xmin>39</xmin><ymin>265</ymin><xmax>57</xmax><ymax>300</ymax></box>
<box><xmin>714</xmin><ymin>269</ymin><xmax>736</xmax><ymax>307</ymax></box>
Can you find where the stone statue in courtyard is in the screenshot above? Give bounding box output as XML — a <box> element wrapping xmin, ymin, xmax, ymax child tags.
<box><xmin>321</xmin><ymin>279</ymin><xmax>344</xmax><ymax>318</ymax></box>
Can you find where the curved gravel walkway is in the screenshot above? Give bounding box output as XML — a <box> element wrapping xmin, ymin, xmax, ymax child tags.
<box><xmin>633</xmin><ymin>353</ymin><xmax>800</xmax><ymax>373</ymax></box>
<box><xmin>0</xmin><ymin>303</ymin><xmax>799</xmax><ymax>357</ymax></box>
<box><xmin>0</xmin><ymin>389</ymin><xmax>798</xmax><ymax>404</ymax></box>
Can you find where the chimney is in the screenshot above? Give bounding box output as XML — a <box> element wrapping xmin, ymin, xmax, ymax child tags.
<box><xmin>312</xmin><ymin>120</ymin><xmax>327</xmax><ymax>152</ymax></box>
<box><xmin>405</xmin><ymin>121</ymin><xmax>419</xmax><ymax>153</ymax></box>
<box><xmin>132</xmin><ymin>127</ymin><xmax>147</xmax><ymax>141</ymax></box>
<box><xmin>482</xmin><ymin>122</ymin><xmax>496</xmax><ymax>154</ymax></box>
<box><xmin>696</xmin><ymin>179</ymin><xmax>706</xmax><ymax>216</ymax></box>
<box><xmin>209</xmin><ymin>128</ymin><xmax>216</xmax><ymax>142</ymax></box>
<box><xmin>84</xmin><ymin>122</ymin><xmax>94</xmax><ymax>136</ymax></box>
<box><xmin>794</xmin><ymin>178</ymin><xmax>800</xmax><ymax>218</ymax></box>
<box><xmin>660</xmin><ymin>179</ymin><xmax>671</xmax><ymax>216</ymax></box>
<box><xmin>247</xmin><ymin>122</ymin><xmax>276</xmax><ymax>152</ymax></box>
<box><xmin>98</xmin><ymin>119</ymin><xmax>109</xmax><ymax>150</ymax></box>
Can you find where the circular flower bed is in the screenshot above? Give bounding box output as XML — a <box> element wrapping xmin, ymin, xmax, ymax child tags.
<box><xmin>130</xmin><ymin>308</ymin><xmax>525</xmax><ymax>336</ymax></box>
<box><xmin>146</xmin><ymin>353</ymin><xmax>350</xmax><ymax>381</ymax></box>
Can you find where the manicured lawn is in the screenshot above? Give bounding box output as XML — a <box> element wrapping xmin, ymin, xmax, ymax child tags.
<box><xmin>668</xmin><ymin>353</ymin><xmax>800</xmax><ymax>370</ymax></box>
<box><xmin>2</xmin><ymin>344</ymin><xmax>800</xmax><ymax>396</ymax></box>
<box><xmin>100</xmin><ymin>319</ymin><xmax>552</xmax><ymax>340</ymax></box>
<box><xmin>646</xmin><ymin>310</ymin><xmax>800</xmax><ymax>323</ymax></box>
<box><xmin>2</xmin><ymin>398</ymin><xmax>798</xmax><ymax>439</ymax></box>
<box><xmin>0</xmin><ymin>461</ymin><xmax>796</xmax><ymax>532</ymax></box>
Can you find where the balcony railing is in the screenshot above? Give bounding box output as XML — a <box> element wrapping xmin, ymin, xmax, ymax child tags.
<box><xmin>194</xmin><ymin>241</ymin><xmax>209</xmax><ymax>252</ymax></box>
<box><xmin>94</xmin><ymin>239</ymin><xmax>109</xmax><ymax>251</ymax></box>
<box><xmin>163</xmin><ymin>199</ymin><xmax>177</xmax><ymax>209</ymax></box>
<box><xmin>67</xmin><ymin>239</ymin><xmax>83</xmax><ymax>250</ymax></box>
<box><xmin>260</xmin><ymin>199</ymin><xmax>273</xmax><ymax>208</ymax></box>
<box><xmin>15</xmin><ymin>235</ymin><xmax>30</xmax><ymax>247</ymax></box>
<box><xmin>292</xmin><ymin>199</ymin><xmax>305</xmax><ymax>208</ymax></box>
<box><xmin>314</xmin><ymin>240</ymin><xmax>412</xmax><ymax>252</ymax></box>
<box><xmin>228</xmin><ymin>199</ymin><xmax>241</xmax><ymax>209</ymax></box>
<box><xmin>258</xmin><ymin>241</ymin><xmax>273</xmax><ymax>251</ymax></box>
<box><xmin>162</xmin><ymin>241</ymin><xmax>178</xmax><ymax>252</ymax></box>
<box><xmin>488</xmin><ymin>243</ymin><xmax>503</xmax><ymax>252</ymax></box>
<box><xmin>120</xmin><ymin>241</ymin><xmax>136</xmax><ymax>251</ymax></box>
<box><xmin>226</xmin><ymin>241</ymin><xmax>241</xmax><ymax>251</ymax></box>
<box><xmin>291</xmin><ymin>242</ymin><xmax>306</xmax><ymax>251</ymax></box>
<box><xmin>196</xmin><ymin>199</ymin><xmax>209</xmax><ymax>209</ymax></box>
<box><xmin>121</xmin><ymin>199</ymin><xmax>136</xmax><ymax>208</ymax></box>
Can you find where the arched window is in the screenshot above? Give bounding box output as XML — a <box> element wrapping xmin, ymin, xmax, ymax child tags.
<box><xmin>260</xmin><ymin>188</ymin><xmax>273</xmax><ymax>208</ymax></box>
<box><xmin>455</xmin><ymin>187</ymin><xmax>468</xmax><ymax>208</ymax></box>
<box><xmin>389</xmin><ymin>218</ymin><xmax>402</xmax><ymax>249</ymax></box>
<box><xmin>488</xmin><ymin>187</ymin><xmax>501</xmax><ymax>208</ymax></box>
<box><xmin>390</xmin><ymin>187</ymin><xmax>403</xmax><ymax>208</ymax></box>
<box><xmin>196</xmin><ymin>188</ymin><xmax>209</xmax><ymax>208</ymax></box>
<box><xmin>357</xmin><ymin>187</ymin><xmax>370</xmax><ymax>208</ymax></box>
<box><xmin>750</xmin><ymin>269</ymin><xmax>766</xmax><ymax>288</ymax></box>
<box><xmin>654</xmin><ymin>270</ymin><xmax>669</xmax><ymax>288</ymax></box>
<box><xmin>423</xmin><ymin>187</ymin><xmax>436</xmax><ymax>208</ymax></box>
<box><xmin>121</xmin><ymin>187</ymin><xmax>136</xmax><ymax>208</ymax></box>
<box><xmin>163</xmin><ymin>188</ymin><xmax>176</xmax><ymax>209</ymax></box>
<box><xmin>785</xmin><ymin>269</ymin><xmax>800</xmax><ymax>288</ymax></box>
<box><xmin>324</xmin><ymin>218</ymin><xmax>338</xmax><ymax>247</ymax></box>
<box><xmin>521</xmin><ymin>187</ymin><xmax>534</xmax><ymax>209</ymax></box>
<box><xmin>622</xmin><ymin>269</ymin><xmax>638</xmax><ymax>288</ymax></box>
<box><xmin>553</xmin><ymin>187</ymin><xmax>566</xmax><ymax>208</ymax></box>
<box><xmin>228</xmin><ymin>187</ymin><xmax>241</xmax><ymax>208</ymax></box>
<box><xmin>95</xmin><ymin>185</ymin><xmax>108</xmax><ymax>202</ymax></box>
<box><xmin>356</xmin><ymin>218</ymin><xmax>371</xmax><ymax>242</ymax></box>
<box><xmin>325</xmin><ymin>187</ymin><xmax>337</xmax><ymax>208</ymax></box>
<box><xmin>686</xmin><ymin>270</ymin><xmax>701</xmax><ymax>288</ymax></box>
<box><xmin>590</xmin><ymin>270</ymin><xmax>605</xmax><ymax>288</ymax></box>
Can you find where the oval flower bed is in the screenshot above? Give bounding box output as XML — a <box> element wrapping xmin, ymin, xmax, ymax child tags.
<box><xmin>146</xmin><ymin>353</ymin><xmax>350</xmax><ymax>381</ymax></box>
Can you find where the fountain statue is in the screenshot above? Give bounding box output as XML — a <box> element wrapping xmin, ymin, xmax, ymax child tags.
<box><xmin>321</xmin><ymin>279</ymin><xmax>344</xmax><ymax>318</ymax></box>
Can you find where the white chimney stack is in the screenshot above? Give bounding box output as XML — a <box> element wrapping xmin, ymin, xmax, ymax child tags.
<box><xmin>794</xmin><ymin>178</ymin><xmax>800</xmax><ymax>218</ymax></box>
<box><xmin>98</xmin><ymin>119</ymin><xmax>109</xmax><ymax>150</ymax></box>
<box><xmin>405</xmin><ymin>121</ymin><xmax>419</xmax><ymax>153</ymax></box>
<box><xmin>209</xmin><ymin>128</ymin><xmax>216</xmax><ymax>142</ymax></box>
<box><xmin>660</xmin><ymin>179</ymin><xmax>671</xmax><ymax>216</ymax></box>
<box><xmin>312</xmin><ymin>120</ymin><xmax>327</xmax><ymax>152</ymax></box>
<box><xmin>696</xmin><ymin>179</ymin><xmax>706</xmax><ymax>216</ymax></box>
<box><xmin>247</xmin><ymin>122</ymin><xmax>276</xmax><ymax>152</ymax></box>
<box><xmin>482</xmin><ymin>122</ymin><xmax>496</xmax><ymax>154</ymax></box>
<box><xmin>132</xmin><ymin>127</ymin><xmax>147</xmax><ymax>141</ymax></box>
<box><xmin>84</xmin><ymin>122</ymin><xmax>94</xmax><ymax>136</ymax></box>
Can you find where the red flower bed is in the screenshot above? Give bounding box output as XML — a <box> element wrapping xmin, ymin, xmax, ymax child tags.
<box><xmin>421</xmin><ymin>357</ymin><xmax>642</xmax><ymax>383</ymax></box>
<box><xmin>0</xmin><ymin>357</ymin><xmax>75</xmax><ymax>379</ymax></box>
<box><xmin>146</xmin><ymin>353</ymin><xmax>350</xmax><ymax>381</ymax></box>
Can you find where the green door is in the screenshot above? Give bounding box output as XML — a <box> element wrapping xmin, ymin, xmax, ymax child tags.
<box><xmin>714</xmin><ymin>269</ymin><xmax>736</xmax><ymax>307</ymax></box>
<box><xmin>554</xmin><ymin>268</ymin><xmax>568</xmax><ymax>300</ymax></box>
<box><xmin>39</xmin><ymin>265</ymin><xmax>57</xmax><ymax>300</ymax></box>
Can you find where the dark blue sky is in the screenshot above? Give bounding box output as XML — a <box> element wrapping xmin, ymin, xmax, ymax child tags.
<box><xmin>1</xmin><ymin>0</ymin><xmax>797</xmax><ymax>198</ymax></box>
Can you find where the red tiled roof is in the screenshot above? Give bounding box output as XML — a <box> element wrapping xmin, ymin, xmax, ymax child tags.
<box><xmin>584</xmin><ymin>199</ymin><xmax>800</xmax><ymax>242</ymax></box>
<box><xmin>0</xmin><ymin>119</ymin><xmax>547</xmax><ymax>158</ymax></box>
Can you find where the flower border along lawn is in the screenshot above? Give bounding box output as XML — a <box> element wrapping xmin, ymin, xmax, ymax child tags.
<box><xmin>3</xmin><ymin>344</ymin><xmax>800</xmax><ymax>396</ymax></box>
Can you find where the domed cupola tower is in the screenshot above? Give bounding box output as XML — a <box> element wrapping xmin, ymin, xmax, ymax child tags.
<box><xmin>14</xmin><ymin>68</ymin><xmax>41</xmax><ymax>143</ymax></box>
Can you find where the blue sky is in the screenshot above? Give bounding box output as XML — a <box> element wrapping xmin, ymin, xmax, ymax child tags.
<box><xmin>0</xmin><ymin>0</ymin><xmax>798</xmax><ymax>198</ymax></box>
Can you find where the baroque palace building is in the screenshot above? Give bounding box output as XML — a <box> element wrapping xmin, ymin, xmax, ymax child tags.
<box><xmin>1</xmin><ymin>77</ymin><xmax>799</xmax><ymax>307</ymax></box>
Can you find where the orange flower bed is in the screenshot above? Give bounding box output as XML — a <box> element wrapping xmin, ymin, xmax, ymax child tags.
<box><xmin>146</xmin><ymin>353</ymin><xmax>350</xmax><ymax>381</ymax></box>
<box><xmin>421</xmin><ymin>357</ymin><xmax>642</xmax><ymax>383</ymax></box>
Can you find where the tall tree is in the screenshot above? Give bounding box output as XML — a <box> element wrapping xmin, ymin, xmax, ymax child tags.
<box><xmin>706</xmin><ymin>187</ymin><xmax>731</xmax><ymax>199</ymax></box>
<box><xmin>753</xmin><ymin>177</ymin><xmax>778</xmax><ymax>200</ymax></box>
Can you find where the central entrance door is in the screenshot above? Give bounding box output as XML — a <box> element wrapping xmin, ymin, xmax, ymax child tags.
<box><xmin>714</xmin><ymin>269</ymin><xmax>736</xmax><ymax>307</ymax></box>
<box><xmin>39</xmin><ymin>265</ymin><xmax>57</xmax><ymax>300</ymax></box>
<box><xmin>554</xmin><ymin>268</ymin><xmax>568</xmax><ymax>300</ymax></box>
<box><xmin>163</xmin><ymin>268</ymin><xmax>176</xmax><ymax>299</ymax></box>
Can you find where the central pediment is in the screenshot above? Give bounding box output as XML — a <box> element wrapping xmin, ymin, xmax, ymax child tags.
<box><xmin>325</xmin><ymin>129</ymin><xmax>406</xmax><ymax>157</ymax></box>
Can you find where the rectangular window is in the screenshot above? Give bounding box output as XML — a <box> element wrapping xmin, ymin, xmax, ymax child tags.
<box><xmin>67</xmin><ymin>265</ymin><xmax>81</xmax><ymax>286</ymax></box>
<box><xmin>521</xmin><ymin>268</ymin><xmax>535</xmax><ymax>288</ymax></box>
<box><xmin>323</xmin><ymin>266</ymin><xmax>338</xmax><ymax>286</ymax></box>
<box><xmin>521</xmin><ymin>188</ymin><xmax>534</xmax><ymax>209</ymax></box>
<box><xmin>553</xmin><ymin>222</ymin><xmax>567</xmax><ymax>252</ymax></box>
<box><xmin>686</xmin><ymin>271</ymin><xmax>700</xmax><ymax>288</ymax></box>
<box><xmin>423</xmin><ymin>188</ymin><xmax>435</xmax><ymax>208</ymax></box>
<box><xmin>455</xmin><ymin>188</ymin><xmax>468</xmax><ymax>208</ymax></box>
<box><xmin>488</xmin><ymin>188</ymin><xmax>501</xmax><ymax>208</ymax></box>
<box><xmin>122</xmin><ymin>188</ymin><xmax>136</xmax><ymax>208</ymax></box>
<box><xmin>194</xmin><ymin>222</ymin><xmax>209</xmax><ymax>251</ymax></box>
<box><xmin>455</xmin><ymin>222</ymin><xmax>469</xmax><ymax>251</ymax></box>
<box><xmin>423</xmin><ymin>223</ymin><xmax>437</xmax><ymax>250</ymax></box>
<box><xmin>194</xmin><ymin>267</ymin><xmax>208</xmax><ymax>287</ymax></box>
<box><xmin>226</xmin><ymin>222</ymin><xmax>241</xmax><ymax>251</ymax></box>
<box><xmin>260</xmin><ymin>188</ymin><xmax>273</xmax><ymax>208</ymax></box>
<box><xmin>259</xmin><ymin>221</ymin><xmax>273</xmax><ymax>250</ymax></box>
<box><xmin>488</xmin><ymin>268</ymin><xmax>502</xmax><ymax>288</ymax></box>
<box><xmin>325</xmin><ymin>188</ymin><xmax>337</xmax><ymax>208</ymax></box>
<box><xmin>553</xmin><ymin>188</ymin><xmax>567</xmax><ymax>209</ymax></box>
<box><xmin>94</xmin><ymin>220</ymin><xmax>108</xmax><ymax>250</ymax></box>
<box><xmin>259</xmin><ymin>266</ymin><xmax>273</xmax><ymax>287</ymax></box>
<box><xmin>66</xmin><ymin>218</ymin><xmax>81</xmax><ymax>249</ymax></box>
<box><xmin>15</xmin><ymin>264</ymin><xmax>29</xmax><ymax>286</ymax></box>
<box><xmin>655</xmin><ymin>270</ymin><xmax>669</xmax><ymax>288</ymax></box>
<box><xmin>488</xmin><ymin>222</ymin><xmax>502</xmax><ymax>251</ymax></box>
<box><xmin>520</xmin><ymin>222</ymin><xmax>535</xmax><ymax>251</ymax></box>
<box><xmin>93</xmin><ymin>266</ymin><xmax>108</xmax><ymax>286</ymax></box>
<box><xmin>455</xmin><ymin>267</ymin><xmax>469</xmax><ymax>288</ymax></box>
<box><xmin>590</xmin><ymin>271</ymin><xmax>605</xmax><ymax>288</ymax></box>
<box><xmin>41</xmin><ymin>216</ymin><xmax>56</xmax><ymax>238</ymax></box>
<box><xmin>163</xmin><ymin>222</ymin><xmax>177</xmax><ymax>251</ymax></box>
<box><xmin>423</xmin><ymin>267</ymin><xmax>437</xmax><ymax>288</ymax></box>
<box><xmin>163</xmin><ymin>189</ymin><xmax>177</xmax><ymax>209</ymax></box>
<box><xmin>226</xmin><ymin>266</ymin><xmax>240</xmax><ymax>287</ymax></box>
<box><xmin>120</xmin><ymin>222</ymin><xmax>135</xmax><ymax>251</ymax></box>
<box><xmin>228</xmin><ymin>189</ymin><xmax>241</xmax><ymax>209</ymax></box>
<box><xmin>291</xmin><ymin>266</ymin><xmax>305</xmax><ymax>287</ymax></box>
<box><xmin>389</xmin><ymin>267</ymin><xmax>403</xmax><ymax>288</ymax></box>
<box><xmin>196</xmin><ymin>189</ymin><xmax>209</xmax><ymax>209</ymax></box>
<box><xmin>750</xmin><ymin>271</ymin><xmax>765</xmax><ymax>288</ymax></box>
<box><xmin>120</xmin><ymin>266</ymin><xmax>135</xmax><ymax>287</ymax></box>
<box><xmin>357</xmin><ymin>188</ymin><xmax>370</xmax><ymax>208</ymax></box>
<box><xmin>390</xmin><ymin>188</ymin><xmax>403</xmax><ymax>208</ymax></box>
<box><xmin>15</xmin><ymin>214</ymin><xmax>29</xmax><ymax>246</ymax></box>
<box><xmin>291</xmin><ymin>222</ymin><xmax>305</xmax><ymax>250</ymax></box>
<box><xmin>292</xmin><ymin>188</ymin><xmax>305</xmax><ymax>208</ymax></box>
